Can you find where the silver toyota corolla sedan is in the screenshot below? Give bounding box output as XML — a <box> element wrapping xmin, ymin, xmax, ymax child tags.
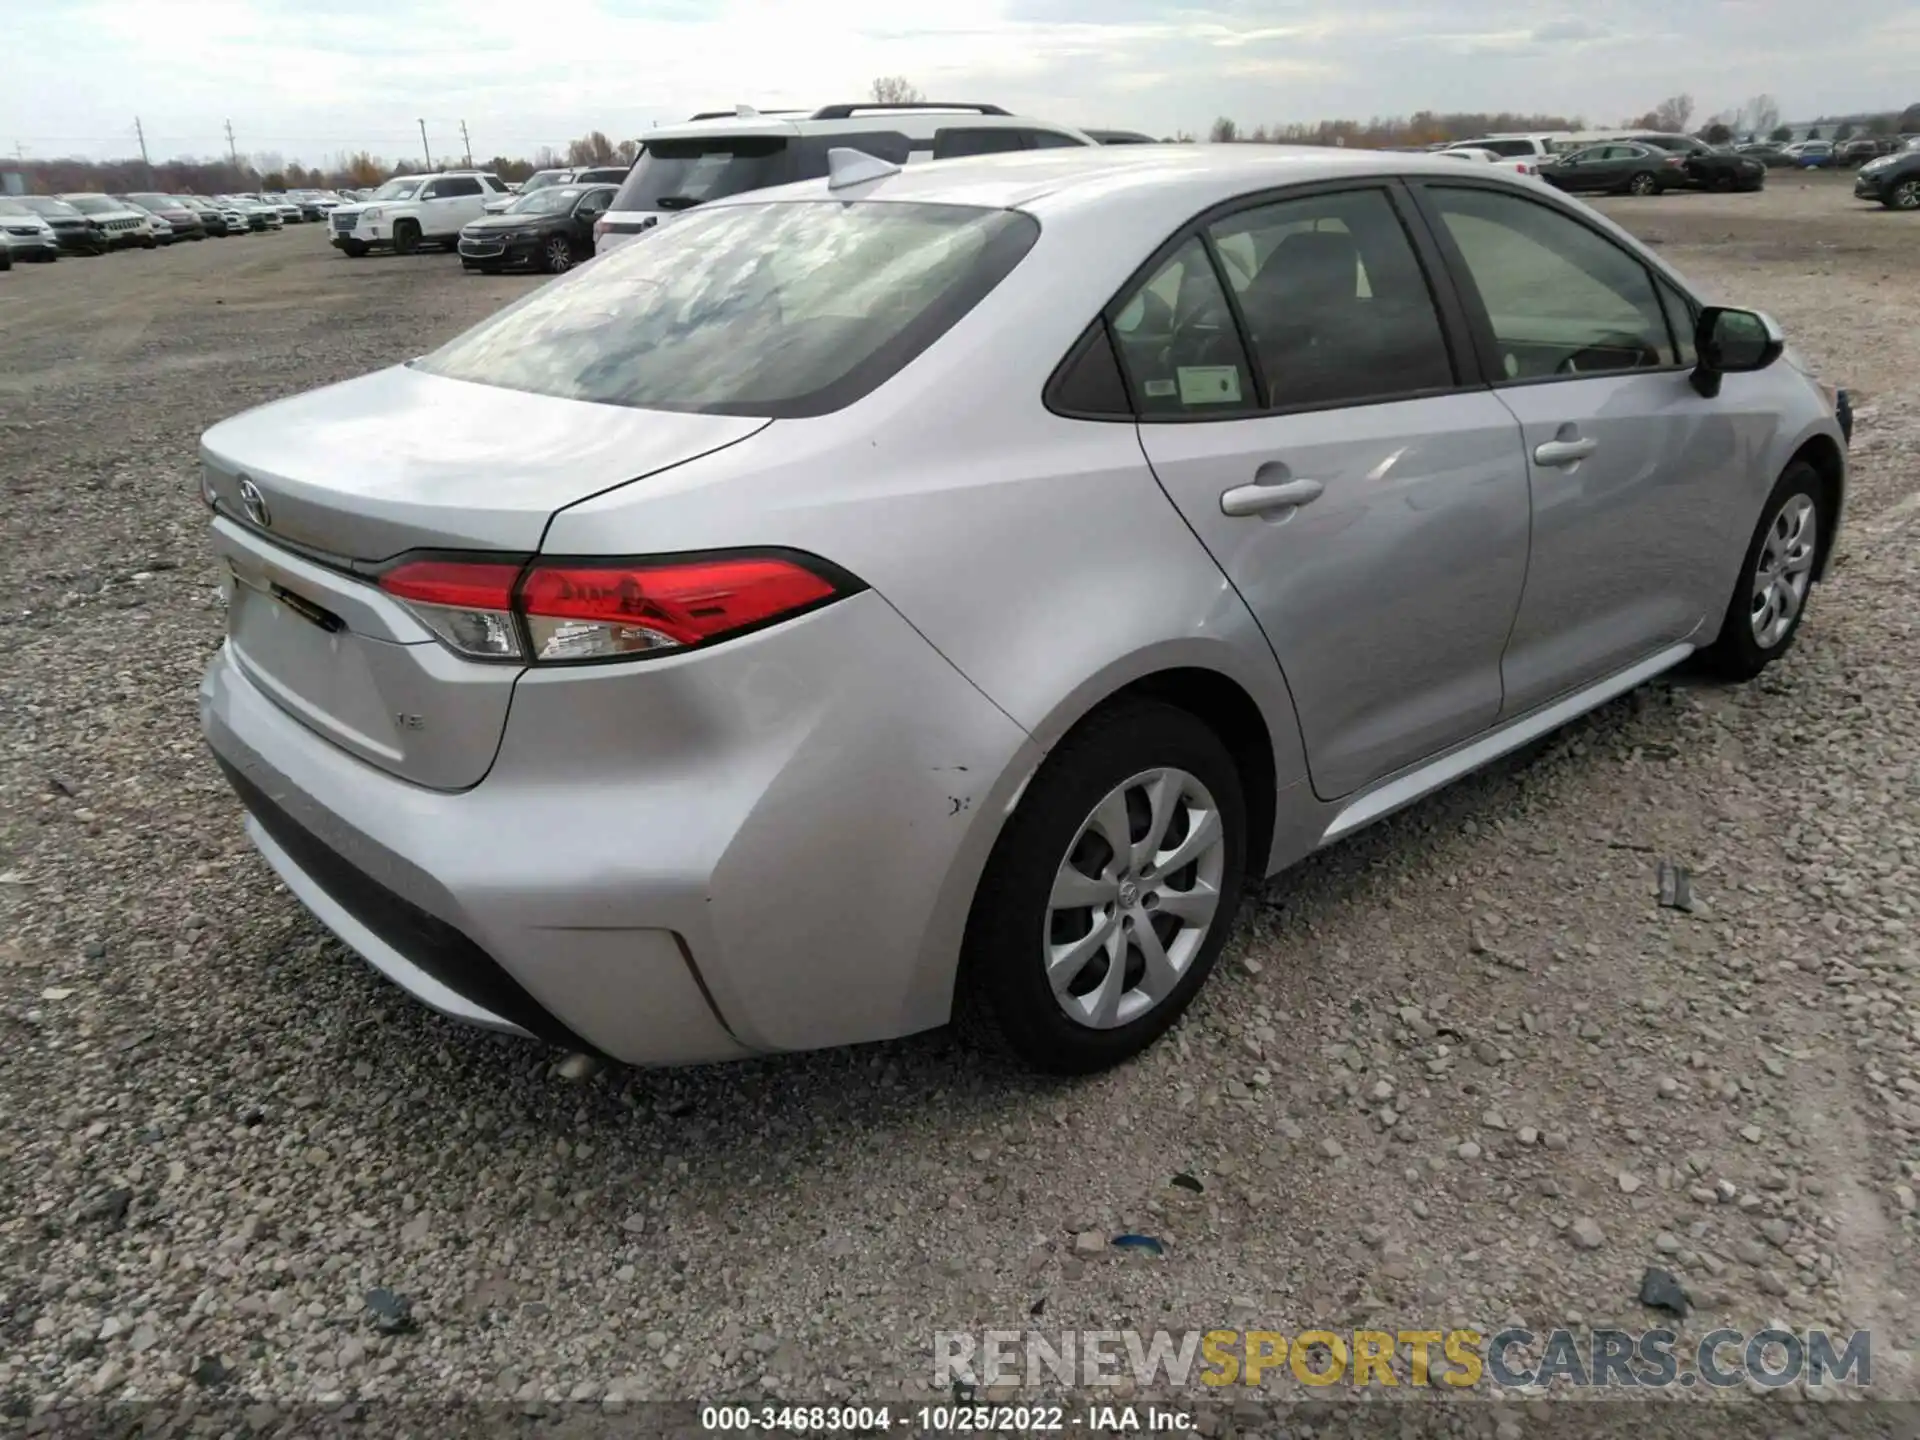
<box><xmin>198</xmin><ymin>145</ymin><xmax>1849</xmax><ymax>1074</ymax></box>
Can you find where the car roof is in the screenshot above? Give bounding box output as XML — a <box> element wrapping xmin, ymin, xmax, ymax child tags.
<box><xmin>643</xmin><ymin>106</ymin><xmax>1090</xmax><ymax>144</ymax></box>
<box><xmin>698</xmin><ymin>143</ymin><xmax>1540</xmax><ymax>218</ymax></box>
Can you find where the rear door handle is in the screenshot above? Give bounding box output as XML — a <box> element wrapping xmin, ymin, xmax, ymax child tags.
<box><xmin>1533</xmin><ymin>437</ymin><xmax>1598</xmax><ymax>467</ymax></box>
<box><xmin>1220</xmin><ymin>478</ymin><xmax>1325</xmax><ymax>517</ymax></box>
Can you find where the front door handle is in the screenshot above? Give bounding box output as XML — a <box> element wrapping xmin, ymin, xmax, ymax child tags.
<box><xmin>1221</xmin><ymin>478</ymin><xmax>1325</xmax><ymax>517</ymax></box>
<box><xmin>1534</xmin><ymin>437</ymin><xmax>1598</xmax><ymax>467</ymax></box>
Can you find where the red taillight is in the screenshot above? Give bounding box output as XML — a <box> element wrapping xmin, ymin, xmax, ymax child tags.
<box><xmin>377</xmin><ymin>553</ymin><xmax>849</xmax><ymax>665</ymax></box>
<box><xmin>593</xmin><ymin>217</ymin><xmax>610</xmax><ymax>242</ymax></box>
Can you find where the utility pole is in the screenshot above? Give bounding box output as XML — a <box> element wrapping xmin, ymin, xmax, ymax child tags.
<box><xmin>418</xmin><ymin>118</ymin><xmax>432</xmax><ymax>171</ymax></box>
<box><xmin>459</xmin><ymin>120</ymin><xmax>474</xmax><ymax>168</ymax></box>
<box><xmin>135</xmin><ymin>116</ymin><xmax>151</xmax><ymax>178</ymax></box>
<box><xmin>225</xmin><ymin>119</ymin><xmax>239</xmax><ymax>172</ymax></box>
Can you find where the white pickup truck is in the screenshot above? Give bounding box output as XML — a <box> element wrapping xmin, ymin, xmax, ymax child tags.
<box><xmin>329</xmin><ymin>171</ymin><xmax>510</xmax><ymax>257</ymax></box>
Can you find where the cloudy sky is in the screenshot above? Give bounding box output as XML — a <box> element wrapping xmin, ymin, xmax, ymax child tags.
<box><xmin>5</xmin><ymin>0</ymin><xmax>1915</xmax><ymax>166</ymax></box>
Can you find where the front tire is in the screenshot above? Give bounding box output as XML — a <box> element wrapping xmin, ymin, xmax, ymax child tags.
<box><xmin>393</xmin><ymin>221</ymin><xmax>420</xmax><ymax>255</ymax></box>
<box><xmin>541</xmin><ymin>235</ymin><xmax>575</xmax><ymax>274</ymax></box>
<box><xmin>1697</xmin><ymin>461</ymin><xmax>1827</xmax><ymax>680</ymax></box>
<box><xmin>341</xmin><ymin>240</ymin><xmax>368</xmax><ymax>258</ymax></box>
<box><xmin>1888</xmin><ymin>179</ymin><xmax>1920</xmax><ymax>211</ymax></box>
<box><xmin>961</xmin><ymin>700</ymin><xmax>1247</xmax><ymax>1074</ymax></box>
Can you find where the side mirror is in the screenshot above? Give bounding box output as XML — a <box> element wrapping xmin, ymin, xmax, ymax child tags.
<box><xmin>1691</xmin><ymin>306</ymin><xmax>1784</xmax><ymax>397</ymax></box>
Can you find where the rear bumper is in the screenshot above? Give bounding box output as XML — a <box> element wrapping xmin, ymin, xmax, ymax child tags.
<box><xmin>199</xmin><ymin>590</ymin><xmax>1039</xmax><ymax>1066</ymax></box>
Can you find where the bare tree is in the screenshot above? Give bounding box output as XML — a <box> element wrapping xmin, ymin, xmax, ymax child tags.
<box><xmin>1652</xmin><ymin>93</ymin><xmax>1694</xmax><ymax>133</ymax></box>
<box><xmin>869</xmin><ymin>76</ymin><xmax>925</xmax><ymax>105</ymax></box>
<box><xmin>565</xmin><ymin>130</ymin><xmax>616</xmax><ymax>165</ymax></box>
<box><xmin>1901</xmin><ymin>102</ymin><xmax>1920</xmax><ymax>132</ymax></box>
<box><xmin>1769</xmin><ymin>122</ymin><xmax>1794</xmax><ymax>142</ymax></box>
<box><xmin>1704</xmin><ymin>121</ymin><xmax>1733</xmax><ymax>145</ymax></box>
<box><xmin>1742</xmin><ymin>94</ymin><xmax>1781</xmax><ymax>138</ymax></box>
<box><xmin>615</xmin><ymin>138</ymin><xmax>640</xmax><ymax>164</ymax></box>
<box><xmin>1209</xmin><ymin>116</ymin><xmax>1239</xmax><ymax>143</ymax></box>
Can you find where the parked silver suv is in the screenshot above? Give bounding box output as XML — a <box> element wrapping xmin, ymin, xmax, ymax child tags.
<box><xmin>199</xmin><ymin>146</ymin><xmax>1848</xmax><ymax>1074</ymax></box>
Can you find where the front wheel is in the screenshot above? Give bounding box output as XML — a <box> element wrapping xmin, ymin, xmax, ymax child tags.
<box><xmin>1697</xmin><ymin>461</ymin><xmax>1827</xmax><ymax>680</ymax></box>
<box><xmin>1628</xmin><ymin>171</ymin><xmax>1659</xmax><ymax>196</ymax></box>
<box><xmin>1888</xmin><ymin>179</ymin><xmax>1920</xmax><ymax>211</ymax></box>
<box><xmin>393</xmin><ymin>221</ymin><xmax>420</xmax><ymax>255</ymax></box>
<box><xmin>541</xmin><ymin>235</ymin><xmax>575</xmax><ymax>274</ymax></box>
<box><xmin>960</xmin><ymin>700</ymin><xmax>1248</xmax><ymax>1074</ymax></box>
<box><xmin>341</xmin><ymin>240</ymin><xmax>368</xmax><ymax>258</ymax></box>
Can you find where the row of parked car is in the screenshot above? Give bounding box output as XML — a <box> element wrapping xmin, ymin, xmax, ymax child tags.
<box><xmin>0</xmin><ymin>190</ymin><xmax>306</xmax><ymax>264</ymax></box>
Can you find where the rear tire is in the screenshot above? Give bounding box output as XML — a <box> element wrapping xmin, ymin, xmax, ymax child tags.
<box><xmin>960</xmin><ymin>700</ymin><xmax>1248</xmax><ymax>1074</ymax></box>
<box><xmin>393</xmin><ymin>221</ymin><xmax>420</xmax><ymax>255</ymax></box>
<box><xmin>1628</xmin><ymin>171</ymin><xmax>1658</xmax><ymax>196</ymax></box>
<box><xmin>1696</xmin><ymin>461</ymin><xmax>1828</xmax><ymax>681</ymax></box>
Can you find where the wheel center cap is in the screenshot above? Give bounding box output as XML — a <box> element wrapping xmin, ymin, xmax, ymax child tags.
<box><xmin>1118</xmin><ymin>879</ymin><xmax>1140</xmax><ymax>908</ymax></box>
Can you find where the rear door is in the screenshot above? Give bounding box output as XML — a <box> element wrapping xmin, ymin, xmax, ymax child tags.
<box><xmin>1120</xmin><ymin>182</ymin><xmax>1532</xmax><ymax>800</ymax></box>
<box><xmin>1408</xmin><ymin>180</ymin><xmax>1750</xmax><ymax>716</ymax></box>
<box><xmin>421</xmin><ymin>176</ymin><xmax>486</xmax><ymax>235</ymax></box>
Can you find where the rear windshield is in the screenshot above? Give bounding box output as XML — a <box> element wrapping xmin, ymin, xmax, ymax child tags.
<box><xmin>609</xmin><ymin>137</ymin><xmax>791</xmax><ymax>212</ymax></box>
<box><xmin>414</xmin><ymin>200</ymin><xmax>1039</xmax><ymax>419</ymax></box>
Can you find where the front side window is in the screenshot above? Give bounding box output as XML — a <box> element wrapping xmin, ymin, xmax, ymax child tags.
<box><xmin>1427</xmin><ymin>185</ymin><xmax>1674</xmax><ymax>379</ymax></box>
<box><xmin>1207</xmin><ymin>188</ymin><xmax>1454</xmax><ymax>408</ymax></box>
<box><xmin>414</xmin><ymin>200</ymin><xmax>1038</xmax><ymax>419</ymax></box>
<box><xmin>1655</xmin><ymin>276</ymin><xmax>1697</xmax><ymax>366</ymax></box>
<box><xmin>1109</xmin><ymin>236</ymin><xmax>1256</xmax><ymax>418</ymax></box>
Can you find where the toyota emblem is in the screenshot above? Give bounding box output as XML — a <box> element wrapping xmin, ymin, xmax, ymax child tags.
<box><xmin>237</xmin><ymin>477</ymin><xmax>271</xmax><ymax>528</ymax></box>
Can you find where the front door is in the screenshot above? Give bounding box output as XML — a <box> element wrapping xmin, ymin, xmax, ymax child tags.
<box><xmin>1117</xmin><ymin>184</ymin><xmax>1532</xmax><ymax>800</ymax></box>
<box><xmin>1409</xmin><ymin>180</ymin><xmax>1749</xmax><ymax>716</ymax></box>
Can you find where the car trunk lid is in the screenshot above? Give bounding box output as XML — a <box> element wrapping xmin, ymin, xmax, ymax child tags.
<box><xmin>202</xmin><ymin>367</ymin><xmax>769</xmax><ymax>788</ymax></box>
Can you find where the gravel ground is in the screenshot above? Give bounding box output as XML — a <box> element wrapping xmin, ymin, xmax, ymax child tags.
<box><xmin>2</xmin><ymin>173</ymin><xmax>1918</xmax><ymax>1431</ymax></box>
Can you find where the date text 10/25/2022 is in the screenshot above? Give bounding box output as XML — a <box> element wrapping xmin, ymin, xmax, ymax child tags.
<box><xmin>699</xmin><ymin>1406</ymin><xmax>1195</xmax><ymax>1432</ymax></box>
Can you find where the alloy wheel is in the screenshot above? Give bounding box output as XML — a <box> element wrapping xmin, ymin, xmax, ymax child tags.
<box><xmin>1750</xmin><ymin>492</ymin><xmax>1818</xmax><ymax>649</ymax></box>
<box><xmin>1893</xmin><ymin>180</ymin><xmax>1920</xmax><ymax>211</ymax></box>
<box><xmin>544</xmin><ymin>237</ymin><xmax>573</xmax><ymax>272</ymax></box>
<box><xmin>1629</xmin><ymin>173</ymin><xmax>1657</xmax><ymax>196</ymax></box>
<box><xmin>1044</xmin><ymin>767</ymin><xmax>1226</xmax><ymax>1030</ymax></box>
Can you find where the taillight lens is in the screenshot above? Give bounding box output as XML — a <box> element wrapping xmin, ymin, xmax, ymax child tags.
<box><xmin>379</xmin><ymin>559</ymin><xmax>524</xmax><ymax>660</ymax></box>
<box><xmin>377</xmin><ymin>553</ymin><xmax>849</xmax><ymax>665</ymax></box>
<box><xmin>593</xmin><ymin>217</ymin><xmax>610</xmax><ymax>243</ymax></box>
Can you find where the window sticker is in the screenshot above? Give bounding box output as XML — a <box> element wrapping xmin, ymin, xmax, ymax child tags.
<box><xmin>1177</xmin><ymin>366</ymin><xmax>1243</xmax><ymax>404</ymax></box>
<box><xmin>1143</xmin><ymin>378</ymin><xmax>1178</xmax><ymax>398</ymax></box>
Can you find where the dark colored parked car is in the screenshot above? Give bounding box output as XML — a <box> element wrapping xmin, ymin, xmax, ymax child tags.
<box><xmin>1736</xmin><ymin>144</ymin><xmax>1795</xmax><ymax>169</ymax></box>
<box><xmin>1538</xmin><ymin>142</ymin><xmax>1687</xmax><ymax>196</ymax></box>
<box><xmin>124</xmin><ymin>193</ymin><xmax>208</xmax><ymax>240</ymax></box>
<box><xmin>457</xmin><ymin>183</ymin><xmax>616</xmax><ymax>274</ymax></box>
<box><xmin>12</xmin><ymin>196</ymin><xmax>105</xmax><ymax>252</ymax></box>
<box><xmin>177</xmin><ymin>197</ymin><xmax>235</xmax><ymax>236</ymax></box>
<box><xmin>1612</xmin><ymin>133</ymin><xmax>1766</xmax><ymax>191</ymax></box>
<box><xmin>1854</xmin><ymin>145</ymin><xmax>1920</xmax><ymax>210</ymax></box>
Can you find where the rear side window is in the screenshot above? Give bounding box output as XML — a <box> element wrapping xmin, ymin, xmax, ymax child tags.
<box><xmin>791</xmin><ymin>131</ymin><xmax>914</xmax><ymax>175</ymax></box>
<box><xmin>1207</xmin><ymin>188</ymin><xmax>1454</xmax><ymax>408</ymax></box>
<box><xmin>1480</xmin><ymin>139</ymin><xmax>1536</xmax><ymax>158</ymax></box>
<box><xmin>1108</xmin><ymin>235</ymin><xmax>1257</xmax><ymax>418</ymax></box>
<box><xmin>610</xmin><ymin>137</ymin><xmax>792</xmax><ymax>211</ymax></box>
<box><xmin>933</xmin><ymin>127</ymin><xmax>1029</xmax><ymax>159</ymax></box>
<box><xmin>429</xmin><ymin>178</ymin><xmax>483</xmax><ymax>198</ymax></box>
<box><xmin>1030</xmin><ymin>130</ymin><xmax>1088</xmax><ymax>149</ymax></box>
<box><xmin>414</xmin><ymin>201</ymin><xmax>1039</xmax><ymax>419</ymax></box>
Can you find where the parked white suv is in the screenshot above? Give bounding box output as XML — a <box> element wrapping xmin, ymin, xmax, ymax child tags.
<box><xmin>594</xmin><ymin>102</ymin><xmax>1095</xmax><ymax>255</ymax></box>
<box><xmin>329</xmin><ymin>171</ymin><xmax>511</xmax><ymax>256</ymax></box>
